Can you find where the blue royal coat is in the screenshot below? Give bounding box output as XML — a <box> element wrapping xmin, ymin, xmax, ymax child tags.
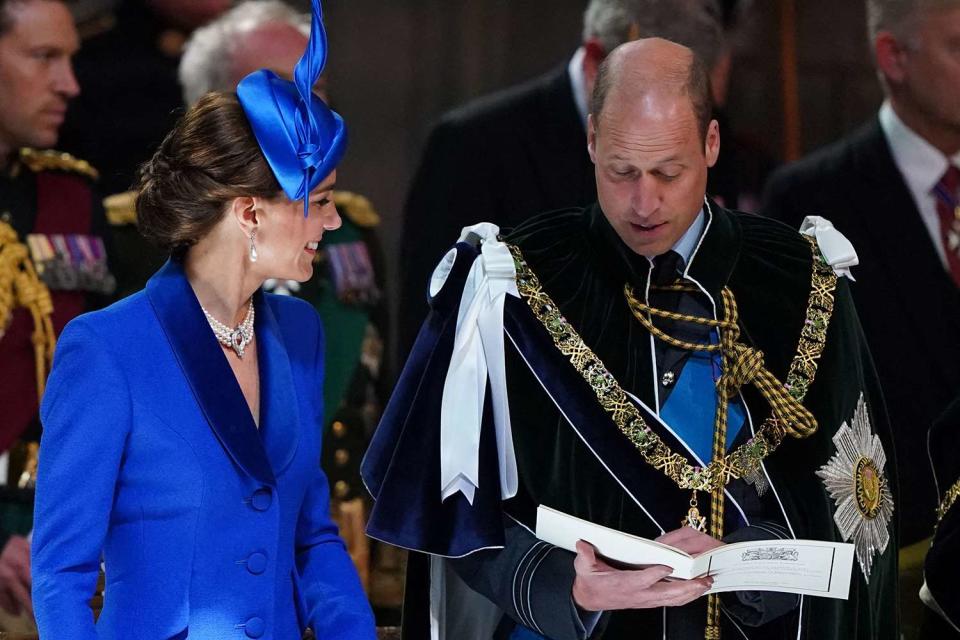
<box><xmin>32</xmin><ymin>259</ymin><xmax>376</xmax><ymax>640</ymax></box>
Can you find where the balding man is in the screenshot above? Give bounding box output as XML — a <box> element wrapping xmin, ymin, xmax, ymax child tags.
<box><xmin>364</xmin><ymin>39</ymin><xmax>898</xmax><ymax>639</ymax></box>
<box><xmin>398</xmin><ymin>0</ymin><xmax>737</xmax><ymax>357</ymax></box>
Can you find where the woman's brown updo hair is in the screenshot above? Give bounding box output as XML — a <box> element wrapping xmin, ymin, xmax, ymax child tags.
<box><xmin>136</xmin><ymin>92</ymin><xmax>282</xmax><ymax>255</ymax></box>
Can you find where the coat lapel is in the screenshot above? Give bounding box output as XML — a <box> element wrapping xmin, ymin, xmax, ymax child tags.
<box><xmin>850</xmin><ymin>121</ymin><xmax>960</xmax><ymax>385</ymax></box>
<box><xmin>853</xmin><ymin>121</ymin><xmax>951</xmax><ymax>288</ymax></box>
<box><xmin>146</xmin><ymin>259</ymin><xmax>276</xmax><ymax>487</ymax></box>
<box><xmin>255</xmin><ymin>294</ymin><xmax>300</xmax><ymax>478</ymax></box>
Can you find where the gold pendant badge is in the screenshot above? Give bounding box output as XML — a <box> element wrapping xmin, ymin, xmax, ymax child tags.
<box><xmin>682</xmin><ymin>493</ymin><xmax>708</xmax><ymax>532</ymax></box>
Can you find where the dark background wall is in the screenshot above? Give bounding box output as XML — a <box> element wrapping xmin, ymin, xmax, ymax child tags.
<box><xmin>728</xmin><ymin>0</ymin><xmax>882</xmax><ymax>160</ymax></box>
<box><xmin>322</xmin><ymin>0</ymin><xmax>883</xmax><ymax>365</ymax></box>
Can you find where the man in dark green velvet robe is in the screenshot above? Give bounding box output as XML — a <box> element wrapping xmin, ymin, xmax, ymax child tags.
<box><xmin>363</xmin><ymin>38</ymin><xmax>899</xmax><ymax>640</ymax></box>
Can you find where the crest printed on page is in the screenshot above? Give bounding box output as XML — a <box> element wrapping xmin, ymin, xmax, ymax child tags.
<box><xmin>815</xmin><ymin>393</ymin><xmax>893</xmax><ymax>581</ymax></box>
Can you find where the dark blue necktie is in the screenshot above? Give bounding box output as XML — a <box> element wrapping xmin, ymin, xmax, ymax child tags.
<box><xmin>651</xmin><ymin>250</ymin><xmax>683</xmax><ymax>286</ymax></box>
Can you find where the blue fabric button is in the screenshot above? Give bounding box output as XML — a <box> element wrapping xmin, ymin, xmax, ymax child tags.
<box><xmin>245</xmin><ymin>616</ymin><xmax>265</xmax><ymax>638</ymax></box>
<box><xmin>247</xmin><ymin>552</ymin><xmax>267</xmax><ymax>575</ymax></box>
<box><xmin>251</xmin><ymin>488</ymin><xmax>272</xmax><ymax>511</ymax></box>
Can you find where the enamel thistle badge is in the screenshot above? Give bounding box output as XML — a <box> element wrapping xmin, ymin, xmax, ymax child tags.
<box><xmin>816</xmin><ymin>393</ymin><xmax>894</xmax><ymax>581</ymax></box>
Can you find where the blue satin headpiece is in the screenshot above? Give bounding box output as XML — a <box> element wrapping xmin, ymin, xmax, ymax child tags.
<box><xmin>236</xmin><ymin>0</ymin><xmax>346</xmax><ymax>213</ymax></box>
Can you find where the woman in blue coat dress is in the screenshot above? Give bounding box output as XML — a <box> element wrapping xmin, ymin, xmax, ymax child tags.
<box><xmin>30</xmin><ymin>2</ymin><xmax>375</xmax><ymax>638</ymax></box>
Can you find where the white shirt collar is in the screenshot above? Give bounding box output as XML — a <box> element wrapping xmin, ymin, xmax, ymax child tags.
<box><xmin>673</xmin><ymin>209</ymin><xmax>706</xmax><ymax>265</ymax></box>
<box><xmin>567</xmin><ymin>47</ymin><xmax>589</xmax><ymax>130</ymax></box>
<box><xmin>879</xmin><ymin>101</ymin><xmax>960</xmax><ymax>195</ymax></box>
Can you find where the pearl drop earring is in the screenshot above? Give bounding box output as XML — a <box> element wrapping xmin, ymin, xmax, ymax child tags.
<box><xmin>249</xmin><ymin>228</ymin><xmax>259</xmax><ymax>263</ymax></box>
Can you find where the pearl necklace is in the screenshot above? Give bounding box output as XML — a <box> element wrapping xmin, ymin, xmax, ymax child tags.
<box><xmin>201</xmin><ymin>300</ymin><xmax>255</xmax><ymax>358</ymax></box>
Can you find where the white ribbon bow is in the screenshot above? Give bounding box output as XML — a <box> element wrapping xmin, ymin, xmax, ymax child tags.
<box><xmin>800</xmin><ymin>216</ymin><xmax>859</xmax><ymax>281</ymax></box>
<box><xmin>437</xmin><ymin>223</ymin><xmax>520</xmax><ymax>505</ymax></box>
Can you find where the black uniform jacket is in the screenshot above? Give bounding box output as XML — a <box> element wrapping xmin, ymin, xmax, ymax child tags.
<box><xmin>763</xmin><ymin>119</ymin><xmax>960</xmax><ymax>544</ymax></box>
<box><xmin>398</xmin><ymin>63</ymin><xmax>596</xmax><ymax>354</ymax></box>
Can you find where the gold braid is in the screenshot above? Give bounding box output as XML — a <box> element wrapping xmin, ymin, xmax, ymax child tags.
<box><xmin>937</xmin><ymin>477</ymin><xmax>960</xmax><ymax>527</ymax></box>
<box><xmin>625</xmin><ymin>284</ymin><xmax>818</xmax><ymax>640</ymax></box>
<box><xmin>625</xmin><ymin>285</ymin><xmax>819</xmax><ymax>439</ymax></box>
<box><xmin>0</xmin><ymin>221</ymin><xmax>56</xmax><ymax>400</ymax></box>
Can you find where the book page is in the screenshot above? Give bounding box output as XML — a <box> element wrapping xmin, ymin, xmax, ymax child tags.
<box><xmin>702</xmin><ymin>540</ymin><xmax>853</xmax><ymax>599</ymax></box>
<box><xmin>536</xmin><ymin>505</ymin><xmax>696</xmax><ymax>577</ymax></box>
<box><xmin>535</xmin><ymin>505</ymin><xmax>854</xmax><ymax>599</ymax></box>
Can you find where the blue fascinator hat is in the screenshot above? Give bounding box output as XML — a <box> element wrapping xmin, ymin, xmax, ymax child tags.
<box><xmin>236</xmin><ymin>0</ymin><xmax>346</xmax><ymax>213</ymax></box>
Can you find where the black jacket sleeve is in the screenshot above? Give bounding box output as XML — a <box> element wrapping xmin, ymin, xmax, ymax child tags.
<box><xmin>398</xmin><ymin>120</ymin><xmax>499</xmax><ymax>357</ymax></box>
<box><xmin>449</xmin><ymin>518</ymin><xmax>600</xmax><ymax>640</ymax></box>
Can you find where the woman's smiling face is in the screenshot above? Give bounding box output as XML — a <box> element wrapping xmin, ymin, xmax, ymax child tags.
<box><xmin>253</xmin><ymin>170</ymin><xmax>341</xmax><ymax>282</ymax></box>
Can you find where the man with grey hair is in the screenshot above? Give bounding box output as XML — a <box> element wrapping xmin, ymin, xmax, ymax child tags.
<box><xmin>765</xmin><ymin>0</ymin><xmax>959</xmax><ymax>545</ymax></box>
<box><xmin>178</xmin><ymin>0</ymin><xmax>321</xmax><ymax>106</ymax></box>
<box><xmin>399</xmin><ymin>0</ymin><xmax>741</xmax><ymax>355</ymax></box>
<box><xmin>763</xmin><ymin>4</ymin><xmax>960</xmax><ymax>633</ymax></box>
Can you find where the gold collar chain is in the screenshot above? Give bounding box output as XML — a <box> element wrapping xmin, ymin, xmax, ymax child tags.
<box><xmin>506</xmin><ymin>235</ymin><xmax>837</xmax><ymax>494</ymax></box>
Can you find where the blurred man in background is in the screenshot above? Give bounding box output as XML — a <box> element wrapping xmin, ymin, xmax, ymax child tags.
<box><xmin>764</xmin><ymin>0</ymin><xmax>960</xmax><ymax>548</ymax></box>
<box><xmin>763</xmin><ymin>1</ymin><xmax>960</xmax><ymax>634</ymax></box>
<box><xmin>179</xmin><ymin>0</ymin><xmax>327</xmax><ymax>105</ymax></box>
<box><xmin>0</xmin><ymin>0</ymin><xmax>114</xmax><ymax>624</ymax></box>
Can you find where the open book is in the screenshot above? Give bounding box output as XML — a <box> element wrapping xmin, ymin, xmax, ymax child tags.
<box><xmin>535</xmin><ymin>505</ymin><xmax>854</xmax><ymax>599</ymax></box>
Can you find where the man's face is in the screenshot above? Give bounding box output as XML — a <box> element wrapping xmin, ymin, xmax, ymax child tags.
<box><xmin>588</xmin><ymin>87</ymin><xmax>719</xmax><ymax>258</ymax></box>
<box><xmin>0</xmin><ymin>0</ymin><xmax>79</xmax><ymax>151</ymax></box>
<box><xmin>230</xmin><ymin>22</ymin><xmax>328</xmax><ymax>102</ymax></box>
<box><xmin>896</xmin><ymin>7</ymin><xmax>960</xmax><ymax>134</ymax></box>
